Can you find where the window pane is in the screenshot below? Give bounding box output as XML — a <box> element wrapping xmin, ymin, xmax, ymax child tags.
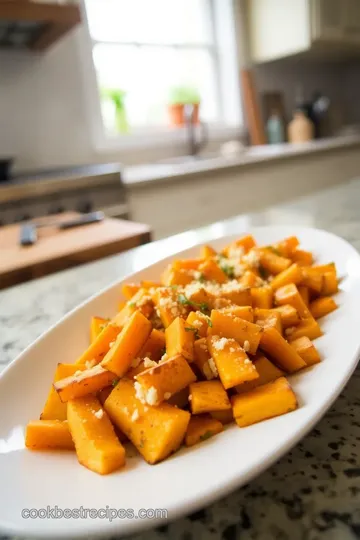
<box><xmin>94</xmin><ymin>44</ymin><xmax>219</xmax><ymax>130</ymax></box>
<box><xmin>86</xmin><ymin>0</ymin><xmax>212</xmax><ymax>45</ymax></box>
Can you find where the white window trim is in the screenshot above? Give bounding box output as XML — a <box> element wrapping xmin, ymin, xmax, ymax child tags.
<box><xmin>78</xmin><ymin>0</ymin><xmax>244</xmax><ymax>155</ymax></box>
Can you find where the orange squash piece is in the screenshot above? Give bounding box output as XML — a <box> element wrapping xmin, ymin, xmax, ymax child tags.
<box><xmin>207</xmin><ymin>335</ymin><xmax>258</xmax><ymax>389</ymax></box>
<box><xmin>200</xmin><ymin>245</ymin><xmax>217</xmax><ymax>258</ymax></box>
<box><xmin>219</xmin><ymin>305</ymin><xmax>254</xmax><ymax>322</ymax></box>
<box><xmin>198</xmin><ymin>259</ymin><xmax>227</xmax><ymax>283</ymax></box>
<box><xmin>121</xmin><ymin>283</ymin><xmax>140</xmax><ymax>300</ymax></box>
<box><xmin>298</xmin><ymin>285</ymin><xmax>310</xmax><ymax>307</ymax></box>
<box><xmin>270</xmin><ymin>263</ymin><xmax>303</xmax><ymax>290</ymax></box>
<box><xmin>232</xmin><ymin>377</ymin><xmax>297</xmax><ymax>427</ymax></box>
<box><xmin>309</xmin><ymin>296</ymin><xmax>337</xmax><ymax>319</ymax></box>
<box><xmin>235</xmin><ymin>354</ymin><xmax>284</xmax><ymax>394</ymax></box>
<box><xmin>165</xmin><ymin>316</ymin><xmax>195</xmax><ymax>361</ymax></box>
<box><xmin>25</xmin><ymin>420</ymin><xmax>74</xmax><ymax>451</ymax></box>
<box><xmin>273</xmin><ymin>304</ymin><xmax>300</xmax><ymax>328</ymax></box>
<box><xmin>152</xmin><ymin>287</ymin><xmax>189</xmax><ymax>328</ymax></box>
<box><xmin>135</xmin><ymin>354</ymin><xmax>197</xmax><ymax>405</ymax></box>
<box><xmin>41</xmin><ymin>363</ymin><xmax>87</xmax><ymax>420</ymax></box>
<box><xmin>139</xmin><ymin>328</ymin><xmax>166</xmax><ymax>361</ymax></box>
<box><xmin>210</xmin><ymin>310</ymin><xmax>262</xmax><ymax>354</ymax></box>
<box><xmin>222</xmin><ymin>234</ymin><xmax>256</xmax><ymax>257</ymax></box>
<box><xmin>90</xmin><ymin>316</ymin><xmax>109</xmax><ymax>343</ymax></box>
<box><xmin>239</xmin><ymin>270</ymin><xmax>260</xmax><ymax>288</ymax></box>
<box><xmin>285</xmin><ymin>319</ymin><xmax>323</xmax><ymax>341</ymax></box>
<box><xmin>113</xmin><ymin>289</ymin><xmax>153</xmax><ymax>327</ymax></box>
<box><xmin>289</xmin><ymin>336</ymin><xmax>321</xmax><ymax>366</ymax></box>
<box><xmin>67</xmin><ymin>396</ymin><xmax>126</xmax><ymax>475</ymax></box>
<box><xmin>274</xmin><ymin>283</ymin><xmax>311</xmax><ymax>319</ymax></box>
<box><xmin>189</xmin><ymin>381</ymin><xmax>231</xmax><ymax>414</ymax></box>
<box><xmin>101</xmin><ymin>311</ymin><xmax>152</xmax><ymax>377</ymax></box>
<box><xmin>321</xmin><ymin>272</ymin><xmax>338</xmax><ymax>296</ymax></box>
<box><xmin>251</xmin><ymin>286</ymin><xmax>273</xmax><ymax>309</ymax></box>
<box><xmin>260</xmin><ymin>327</ymin><xmax>306</xmax><ymax>373</ymax></box>
<box><xmin>185</xmin><ymin>415</ymin><xmax>223</xmax><ymax>447</ymax></box>
<box><xmin>54</xmin><ymin>364</ymin><xmax>117</xmax><ymax>403</ymax></box>
<box><xmin>300</xmin><ymin>268</ymin><xmax>324</xmax><ymax>293</ymax></box>
<box><xmin>210</xmin><ymin>409</ymin><xmax>234</xmax><ymax>424</ymax></box>
<box><xmin>104</xmin><ymin>379</ymin><xmax>190</xmax><ymax>464</ymax></box>
<box><xmin>255</xmin><ymin>311</ymin><xmax>283</xmax><ymax>334</ymax></box>
<box><xmin>291</xmin><ymin>249</ymin><xmax>313</xmax><ymax>266</ymax></box>
<box><xmin>76</xmin><ymin>323</ymin><xmax>121</xmax><ymax>365</ymax></box>
<box><xmin>186</xmin><ymin>311</ymin><xmax>210</xmax><ymax>338</ymax></box>
<box><xmin>272</xmin><ymin>236</ymin><xmax>299</xmax><ymax>257</ymax></box>
<box><xmin>258</xmin><ymin>249</ymin><xmax>292</xmax><ymax>275</ymax></box>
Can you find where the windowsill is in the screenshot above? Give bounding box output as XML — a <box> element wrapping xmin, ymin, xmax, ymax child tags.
<box><xmin>94</xmin><ymin>123</ymin><xmax>244</xmax><ymax>153</ymax></box>
<box><xmin>122</xmin><ymin>134</ymin><xmax>360</xmax><ymax>189</ymax></box>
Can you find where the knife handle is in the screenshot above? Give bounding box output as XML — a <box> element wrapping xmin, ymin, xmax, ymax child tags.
<box><xmin>20</xmin><ymin>224</ymin><xmax>37</xmax><ymax>246</ymax></box>
<box><xmin>59</xmin><ymin>212</ymin><xmax>105</xmax><ymax>230</ymax></box>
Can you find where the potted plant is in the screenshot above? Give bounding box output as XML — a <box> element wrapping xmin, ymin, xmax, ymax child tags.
<box><xmin>167</xmin><ymin>86</ymin><xmax>201</xmax><ymax>127</ymax></box>
<box><xmin>101</xmin><ymin>88</ymin><xmax>129</xmax><ymax>134</ymax></box>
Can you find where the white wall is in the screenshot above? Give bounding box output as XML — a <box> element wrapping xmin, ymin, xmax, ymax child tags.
<box><xmin>0</xmin><ymin>14</ymin><xmax>355</xmax><ymax>172</ymax></box>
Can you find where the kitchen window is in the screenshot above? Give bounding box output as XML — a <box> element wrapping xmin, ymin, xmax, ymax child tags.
<box><xmin>83</xmin><ymin>0</ymin><xmax>241</xmax><ymax>147</ymax></box>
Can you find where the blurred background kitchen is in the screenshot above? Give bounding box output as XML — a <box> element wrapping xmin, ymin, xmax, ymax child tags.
<box><xmin>2</xmin><ymin>0</ymin><xmax>360</xmax><ymax>287</ymax></box>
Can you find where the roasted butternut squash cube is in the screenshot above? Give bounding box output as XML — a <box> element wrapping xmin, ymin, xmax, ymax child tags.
<box><xmin>272</xmin><ymin>236</ymin><xmax>299</xmax><ymax>257</ymax></box>
<box><xmin>207</xmin><ymin>335</ymin><xmax>258</xmax><ymax>390</ymax></box>
<box><xmin>189</xmin><ymin>381</ymin><xmax>231</xmax><ymax>414</ymax></box>
<box><xmin>113</xmin><ymin>288</ymin><xmax>154</xmax><ymax>327</ymax></box>
<box><xmin>210</xmin><ymin>310</ymin><xmax>262</xmax><ymax>354</ymax></box>
<box><xmin>274</xmin><ymin>283</ymin><xmax>311</xmax><ymax>319</ymax></box>
<box><xmin>165</xmin><ymin>316</ymin><xmax>195</xmax><ymax>361</ymax></box>
<box><xmin>152</xmin><ymin>287</ymin><xmax>189</xmax><ymax>328</ymax></box>
<box><xmin>185</xmin><ymin>415</ymin><xmax>223</xmax><ymax>447</ymax></box>
<box><xmin>222</xmin><ymin>234</ymin><xmax>256</xmax><ymax>257</ymax></box>
<box><xmin>161</xmin><ymin>265</ymin><xmax>196</xmax><ymax>287</ymax></box>
<box><xmin>219</xmin><ymin>305</ymin><xmax>253</xmax><ymax>322</ymax></box>
<box><xmin>309</xmin><ymin>296</ymin><xmax>337</xmax><ymax>319</ymax></box>
<box><xmin>194</xmin><ymin>338</ymin><xmax>217</xmax><ymax>380</ymax></box>
<box><xmin>232</xmin><ymin>377</ymin><xmax>297</xmax><ymax>427</ymax></box>
<box><xmin>289</xmin><ymin>336</ymin><xmax>321</xmax><ymax>366</ymax></box>
<box><xmin>41</xmin><ymin>363</ymin><xmax>87</xmax><ymax>420</ymax></box>
<box><xmin>121</xmin><ymin>283</ymin><xmax>140</xmax><ymax>300</ymax></box>
<box><xmin>54</xmin><ymin>364</ymin><xmax>117</xmax><ymax>403</ymax></box>
<box><xmin>90</xmin><ymin>316</ymin><xmax>109</xmax><ymax>344</ymax></box>
<box><xmin>25</xmin><ymin>420</ymin><xmax>74</xmax><ymax>451</ymax></box>
<box><xmin>76</xmin><ymin>323</ymin><xmax>121</xmax><ymax>365</ymax></box>
<box><xmin>135</xmin><ymin>354</ymin><xmax>196</xmax><ymax>405</ymax></box>
<box><xmin>298</xmin><ymin>285</ymin><xmax>310</xmax><ymax>307</ymax></box>
<box><xmin>235</xmin><ymin>354</ymin><xmax>284</xmax><ymax>394</ymax></box>
<box><xmin>104</xmin><ymin>379</ymin><xmax>190</xmax><ymax>464</ymax></box>
<box><xmin>273</xmin><ymin>304</ymin><xmax>300</xmax><ymax>328</ymax></box>
<box><xmin>258</xmin><ymin>249</ymin><xmax>292</xmax><ymax>275</ymax></box>
<box><xmin>291</xmin><ymin>249</ymin><xmax>313</xmax><ymax>266</ymax></box>
<box><xmin>186</xmin><ymin>311</ymin><xmax>210</xmax><ymax>338</ymax></box>
<box><xmin>285</xmin><ymin>319</ymin><xmax>323</xmax><ymax>341</ymax></box>
<box><xmin>255</xmin><ymin>311</ymin><xmax>283</xmax><ymax>335</ymax></box>
<box><xmin>101</xmin><ymin>310</ymin><xmax>152</xmax><ymax>377</ymax></box>
<box><xmin>210</xmin><ymin>409</ymin><xmax>234</xmax><ymax>424</ymax></box>
<box><xmin>200</xmin><ymin>245</ymin><xmax>217</xmax><ymax>258</ymax></box>
<box><xmin>270</xmin><ymin>263</ymin><xmax>303</xmax><ymax>290</ymax></box>
<box><xmin>251</xmin><ymin>286</ymin><xmax>273</xmax><ymax>309</ymax></box>
<box><xmin>198</xmin><ymin>259</ymin><xmax>227</xmax><ymax>283</ymax></box>
<box><xmin>219</xmin><ymin>285</ymin><xmax>252</xmax><ymax>307</ymax></box>
<box><xmin>321</xmin><ymin>271</ymin><xmax>338</xmax><ymax>296</ymax></box>
<box><xmin>67</xmin><ymin>396</ymin><xmax>125</xmax><ymax>475</ymax></box>
<box><xmin>139</xmin><ymin>328</ymin><xmax>165</xmax><ymax>361</ymax></box>
<box><xmin>300</xmin><ymin>268</ymin><xmax>323</xmax><ymax>293</ymax></box>
<box><xmin>239</xmin><ymin>270</ymin><xmax>260</xmax><ymax>288</ymax></box>
<box><xmin>260</xmin><ymin>327</ymin><xmax>306</xmax><ymax>373</ymax></box>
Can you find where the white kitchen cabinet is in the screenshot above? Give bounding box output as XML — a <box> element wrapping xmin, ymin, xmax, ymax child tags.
<box><xmin>249</xmin><ymin>0</ymin><xmax>360</xmax><ymax>63</ymax></box>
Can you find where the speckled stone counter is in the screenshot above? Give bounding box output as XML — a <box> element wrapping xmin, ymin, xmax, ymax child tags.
<box><xmin>1</xmin><ymin>179</ymin><xmax>360</xmax><ymax>540</ymax></box>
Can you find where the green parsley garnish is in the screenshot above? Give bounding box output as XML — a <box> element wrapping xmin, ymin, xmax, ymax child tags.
<box><xmin>128</xmin><ymin>302</ymin><xmax>136</xmax><ymax>308</ymax></box>
<box><xmin>198</xmin><ymin>273</ymin><xmax>206</xmax><ymax>283</ymax></box>
<box><xmin>206</xmin><ymin>317</ymin><xmax>213</xmax><ymax>327</ymax></box>
<box><xmin>112</xmin><ymin>378</ymin><xmax>119</xmax><ymax>387</ymax></box>
<box><xmin>220</xmin><ymin>262</ymin><xmax>235</xmax><ymax>279</ymax></box>
<box><xmin>200</xmin><ymin>431</ymin><xmax>214</xmax><ymax>441</ymax></box>
<box><xmin>258</xmin><ymin>265</ymin><xmax>268</xmax><ymax>280</ymax></box>
<box><xmin>185</xmin><ymin>326</ymin><xmax>200</xmax><ymax>339</ymax></box>
<box><xmin>267</xmin><ymin>246</ymin><xmax>281</xmax><ymax>256</ymax></box>
<box><xmin>177</xmin><ymin>294</ymin><xmax>210</xmax><ymax>315</ymax></box>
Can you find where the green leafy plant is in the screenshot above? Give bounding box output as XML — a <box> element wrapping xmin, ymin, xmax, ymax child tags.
<box><xmin>101</xmin><ymin>88</ymin><xmax>128</xmax><ymax>133</ymax></box>
<box><xmin>168</xmin><ymin>86</ymin><xmax>201</xmax><ymax>105</ymax></box>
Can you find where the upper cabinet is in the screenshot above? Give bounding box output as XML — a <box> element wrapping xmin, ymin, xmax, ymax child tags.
<box><xmin>248</xmin><ymin>0</ymin><xmax>360</xmax><ymax>63</ymax></box>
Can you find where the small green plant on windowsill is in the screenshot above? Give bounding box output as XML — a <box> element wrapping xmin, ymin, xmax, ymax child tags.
<box><xmin>101</xmin><ymin>88</ymin><xmax>129</xmax><ymax>134</ymax></box>
<box><xmin>167</xmin><ymin>86</ymin><xmax>201</xmax><ymax>127</ymax></box>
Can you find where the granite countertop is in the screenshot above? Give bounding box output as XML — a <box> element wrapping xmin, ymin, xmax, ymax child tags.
<box><xmin>1</xmin><ymin>179</ymin><xmax>360</xmax><ymax>540</ymax></box>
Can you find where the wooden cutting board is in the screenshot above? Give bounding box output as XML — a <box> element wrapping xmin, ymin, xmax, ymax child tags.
<box><xmin>0</xmin><ymin>212</ymin><xmax>151</xmax><ymax>289</ymax></box>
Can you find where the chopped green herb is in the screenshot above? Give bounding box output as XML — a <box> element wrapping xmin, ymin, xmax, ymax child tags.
<box><xmin>199</xmin><ymin>302</ymin><xmax>210</xmax><ymax>315</ymax></box>
<box><xmin>206</xmin><ymin>317</ymin><xmax>213</xmax><ymax>327</ymax></box>
<box><xmin>111</xmin><ymin>378</ymin><xmax>119</xmax><ymax>387</ymax></box>
<box><xmin>160</xmin><ymin>347</ymin><xmax>166</xmax><ymax>356</ymax></box>
<box><xmin>267</xmin><ymin>246</ymin><xmax>282</xmax><ymax>256</ymax></box>
<box><xmin>258</xmin><ymin>265</ymin><xmax>268</xmax><ymax>280</ymax></box>
<box><xmin>198</xmin><ymin>273</ymin><xmax>206</xmax><ymax>283</ymax></box>
<box><xmin>178</xmin><ymin>293</ymin><xmax>192</xmax><ymax>306</ymax></box>
<box><xmin>200</xmin><ymin>430</ymin><xmax>214</xmax><ymax>441</ymax></box>
<box><xmin>219</xmin><ymin>262</ymin><xmax>235</xmax><ymax>279</ymax></box>
<box><xmin>128</xmin><ymin>302</ymin><xmax>136</xmax><ymax>308</ymax></box>
<box><xmin>178</xmin><ymin>294</ymin><xmax>209</xmax><ymax>315</ymax></box>
<box><xmin>185</xmin><ymin>326</ymin><xmax>199</xmax><ymax>339</ymax></box>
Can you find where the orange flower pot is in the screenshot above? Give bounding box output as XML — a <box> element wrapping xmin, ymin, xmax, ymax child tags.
<box><xmin>168</xmin><ymin>103</ymin><xmax>200</xmax><ymax>127</ymax></box>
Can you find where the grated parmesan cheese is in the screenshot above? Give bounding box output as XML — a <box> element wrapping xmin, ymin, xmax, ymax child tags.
<box><xmin>242</xmin><ymin>249</ymin><xmax>260</xmax><ymax>268</ymax></box>
<box><xmin>143</xmin><ymin>357</ymin><xmax>157</xmax><ymax>369</ymax></box>
<box><xmin>208</xmin><ymin>357</ymin><xmax>218</xmax><ymax>377</ymax></box>
<box><xmin>212</xmin><ymin>337</ymin><xmax>229</xmax><ymax>351</ymax></box>
<box><xmin>131</xmin><ymin>357</ymin><xmax>142</xmax><ymax>368</ymax></box>
<box><xmin>134</xmin><ymin>382</ymin><xmax>146</xmax><ymax>404</ymax></box>
<box><xmin>145</xmin><ymin>386</ymin><xmax>158</xmax><ymax>406</ymax></box>
<box><xmin>94</xmin><ymin>409</ymin><xmax>104</xmax><ymax>419</ymax></box>
<box><xmin>164</xmin><ymin>392</ymin><xmax>171</xmax><ymax>400</ymax></box>
<box><xmin>74</xmin><ymin>370</ymin><xmax>83</xmax><ymax>377</ymax></box>
<box><xmin>85</xmin><ymin>359</ymin><xmax>96</xmax><ymax>369</ymax></box>
<box><xmin>203</xmin><ymin>361</ymin><xmax>214</xmax><ymax>380</ymax></box>
<box><xmin>131</xmin><ymin>409</ymin><xmax>139</xmax><ymax>422</ymax></box>
<box><xmin>243</xmin><ymin>340</ymin><xmax>250</xmax><ymax>352</ymax></box>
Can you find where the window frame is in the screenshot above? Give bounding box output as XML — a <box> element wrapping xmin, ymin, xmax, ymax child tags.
<box><xmin>79</xmin><ymin>0</ymin><xmax>243</xmax><ymax>154</ymax></box>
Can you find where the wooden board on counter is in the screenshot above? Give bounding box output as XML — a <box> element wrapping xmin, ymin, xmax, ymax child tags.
<box><xmin>0</xmin><ymin>212</ymin><xmax>151</xmax><ymax>289</ymax></box>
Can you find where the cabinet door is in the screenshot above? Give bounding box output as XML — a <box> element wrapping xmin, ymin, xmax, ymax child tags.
<box><xmin>343</xmin><ymin>0</ymin><xmax>360</xmax><ymax>44</ymax></box>
<box><xmin>311</xmin><ymin>0</ymin><xmax>344</xmax><ymax>41</ymax></box>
